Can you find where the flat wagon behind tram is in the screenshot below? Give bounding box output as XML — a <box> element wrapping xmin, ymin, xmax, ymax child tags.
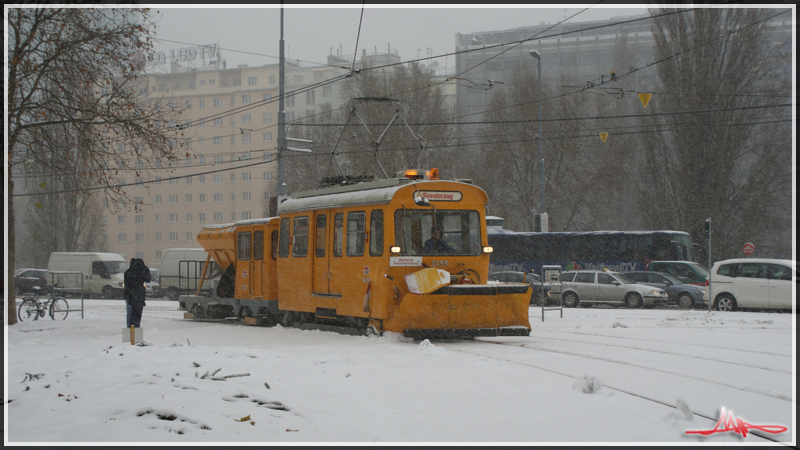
<box><xmin>182</xmin><ymin>170</ymin><xmax>532</xmax><ymax>339</ymax></box>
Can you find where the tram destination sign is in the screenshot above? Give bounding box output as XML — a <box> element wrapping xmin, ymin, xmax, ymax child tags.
<box><xmin>418</xmin><ymin>191</ymin><xmax>462</xmax><ymax>202</ymax></box>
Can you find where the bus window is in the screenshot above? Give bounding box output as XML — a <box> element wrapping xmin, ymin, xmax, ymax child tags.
<box><xmin>315</xmin><ymin>214</ymin><xmax>326</xmax><ymax>258</ymax></box>
<box><xmin>278</xmin><ymin>218</ymin><xmax>290</xmax><ymax>258</ymax></box>
<box><xmin>347</xmin><ymin>212</ymin><xmax>366</xmax><ymax>256</ymax></box>
<box><xmin>333</xmin><ymin>213</ymin><xmax>343</xmax><ymax>257</ymax></box>
<box><xmin>254</xmin><ymin>230</ymin><xmax>264</xmax><ymax>261</ymax></box>
<box><xmin>292</xmin><ymin>216</ymin><xmax>309</xmax><ymax>257</ymax></box>
<box><xmin>370</xmin><ymin>210</ymin><xmax>383</xmax><ymax>256</ymax></box>
<box><xmin>238</xmin><ymin>232</ymin><xmax>252</xmax><ymax>260</ymax></box>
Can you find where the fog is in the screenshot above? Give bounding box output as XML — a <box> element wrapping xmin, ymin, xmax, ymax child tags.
<box><xmin>149</xmin><ymin>5</ymin><xmax>649</xmax><ymax>72</ymax></box>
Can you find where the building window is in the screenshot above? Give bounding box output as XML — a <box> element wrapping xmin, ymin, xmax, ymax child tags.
<box><xmin>155</xmin><ymin>195</ymin><xmax>162</xmax><ymax>204</ymax></box>
<box><xmin>199</xmin><ymin>99</ymin><xmax>205</xmax><ymax>108</ymax></box>
<box><xmin>242</xmin><ymin>114</ymin><xmax>251</xmax><ymax>123</ymax></box>
<box><xmin>155</xmin><ymin>214</ymin><xmax>161</xmax><ymax>223</ymax></box>
<box><xmin>262</xmin><ymin>112</ymin><xmax>272</xmax><ymax>122</ymax></box>
<box><xmin>214</xmin><ymin>212</ymin><xmax>223</xmax><ymax>222</ymax></box>
<box><xmin>118</xmin><ymin>215</ymin><xmax>126</xmax><ymax>224</ymax></box>
<box><xmin>242</xmin><ymin>94</ymin><xmax>251</xmax><ymax>104</ymax></box>
<box><xmin>242</xmin><ymin>191</ymin><xmax>251</xmax><ymax>201</ymax></box>
<box><xmin>199</xmin><ymin>213</ymin><xmax>206</xmax><ymax>223</ymax></box>
<box><xmin>306</xmin><ymin>90</ymin><xmax>315</xmax><ymax>105</ymax></box>
<box><xmin>118</xmin><ymin>234</ymin><xmax>127</xmax><ymax>242</ymax></box>
<box><xmin>231</xmin><ymin>192</ymin><xmax>236</xmax><ymax>202</ymax></box>
<box><xmin>214</xmin><ymin>174</ymin><xmax>222</xmax><ymax>183</ymax></box>
<box><xmin>230</xmin><ymin>173</ymin><xmax>236</xmax><ymax>183</ymax></box>
<box><xmin>186</xmin><ymin>194</ymin><xmax>192</xmax><ymax>203</ymax></box>
<box><xmin>199</xmin><ymin>137</ymin><xmax>205</xmax><ymax>146</ymax></box>
<box><xmin>135</xmin><ymin>233</ymin><xmax>143</xmax><ymax>243</ymax></box>
<box><xmin>155</xmin><ymin>250</ymin><xmax>162</xmax><ymax>261</ymax></box>
<box><xmin>214</xmin><ymin>193</ymin><xmax>222</xmax><ymax>202</ymax></box>
<box><xmin>169</xmin><ymin>213</ymin><xmax>178</xmax><ymax>223</ymax></box>
<box><xmin>155</xmin><ymin>232</ymin><xmax>161</xmax><ymax>242</ymax></box>
<box><xmin>242</xmin><ymin>133</ymin><xmax>250</xmax><ymax>143</ymax></box>
<box><xmin>186</xmin><ymin>232</ymin><xmax>193</xmax><ymax>241</ymax></box>
<box><xmin>169</xmin><ymin>195</ymin><xmax>177</xmax><ymax>204</ymax></box>
<box><xmin>170</xmin><ymin>232</ymin><xmax>178</xmax><ymax>241</ymax></box>
<box><xmin>214</xmin><ymin>118</ymin><xmax>222</xmax><ymax>126</ymax></box>
<box><xmin>135</xmin><ymin>215</ymin><xmax>143</xmax><ymax>224</ymax></box>
<box><xmin>248</xmin><ymin>76</ymin><xmax>257</xmax><ymax>86</ymax></box>
<box><xmin>214</xmin><ymin>98</ymin><xmax>222</xmax><ymax>107</ymax></box>
<box><xmin>263</xmin><ymin>93</ymin><xmax>272</xmax><ymax>101</ymax></box>
<box><xmin>242</xmin><ymin>211</ymin><xmax>251</xmax><ymax>220</ymax></box>
<box><xmin>269</xmin><ymin>75</ymin><xmax>276</xmax><ymax>84</ymax></box>
<box><xmin>199</xmin><ymin>193</ymin><xmax>206</xmax><ymax>203</ymax></box>
<box><xmin>199</xmin><ymin>175</ymin><xmax>205</xmax><ymax>184</ymax></box>
<box><xmin>263</xmin><ymin>132</ymin><xmax>272</xmax><ymax>142</ymax></box>
<box><xmin>242</xmin><ymin>173</ymin><xmax>251</xmax><ymax>182</ymax></box>
<box><xmin>170</xmin><ymin>178</ymin><xmax>177</xmax><ymax>186</ymax></box>
<box><xmin>214</xmin><ymin>137</ymin><xmax>222</xmax><ymax>146</ymax></box>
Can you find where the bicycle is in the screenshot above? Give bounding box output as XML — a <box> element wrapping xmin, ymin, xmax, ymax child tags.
<box><xmin>17</xmin><ymin>286</ymin><xmax>69</xmax><ymax>322</ymax></box>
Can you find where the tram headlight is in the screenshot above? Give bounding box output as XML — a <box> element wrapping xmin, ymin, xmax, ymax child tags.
<box><xmin>390</xmin><ymin>246</ymin><xmax>401</xmax><ymax>254</ymax></box>
<box><xmin>482</xmin><ymin>246</ymin><xmax>494</xmax><ymax>254</ymax></box>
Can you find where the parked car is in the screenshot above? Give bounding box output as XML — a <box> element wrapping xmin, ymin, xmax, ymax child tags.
<box><xmin>646</xmin><ymin>261</ymin><xmax>709</xmax><ymax>286</ymax></box>
<box><xmin>623</xmin><ymin>271</ymin><xmax>707</xmax><ymax>309</ymax></box>
<box><xmin>708</xmin><ymin>258</ymin><xmax>796</xmax><ymax>312</ymax></box>
<box><xmin>145</xmin><ymin>268</ymin><xmax>162</xmax><ymax>298</ymax></box>
<box><xmin>548</xmin><ymin>270</ymin><xmax>668</xmax><ymax>308</ymax></box>
<box><xmin>14</xmin><ymin>268</ymin><xmax>49</xmax><ymax>296</ymax></box>
<box><xmin>488</xmin><ymin>271</ymin><xmax>552</xmax><ymax>306</ymax></box>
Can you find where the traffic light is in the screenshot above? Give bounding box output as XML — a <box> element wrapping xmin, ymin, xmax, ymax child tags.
<box><xmin>704</xmin><ymin>218</ymin><xmax>712</xmax><ymax>237</ymax></box>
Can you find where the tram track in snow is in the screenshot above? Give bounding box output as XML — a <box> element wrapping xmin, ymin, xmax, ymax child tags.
<box><xmin>531</xmin><ymin>328</ymin><xmax>793</xmax><ymax>359</ymax></box>
<box><xmin>437</xmin><ymin>339</ymin><xmax>793</xmax><ymax>444</ymax></box>
<box><xmin>526</xmin><ymin>332</ymin><xmax>794</xmax><ymax>375</ymax></box>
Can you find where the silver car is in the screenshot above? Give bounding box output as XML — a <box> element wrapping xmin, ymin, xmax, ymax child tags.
<box><xmin>548</xmin><ymin>270</ymin><xmax>668</xmax><ymax>308</ymax></box>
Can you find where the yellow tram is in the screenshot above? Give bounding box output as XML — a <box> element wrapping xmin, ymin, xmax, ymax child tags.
<box><xmin>183</xmin><ymin>170</ymin><xmax>532</xmax><ymax>339</ymax></box>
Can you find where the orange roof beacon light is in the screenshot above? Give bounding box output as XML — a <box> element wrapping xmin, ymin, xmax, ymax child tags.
<box><xmin>402</xmin><ymin>168</ymin><xmax>440</xmax><ymax>180</ymax></box>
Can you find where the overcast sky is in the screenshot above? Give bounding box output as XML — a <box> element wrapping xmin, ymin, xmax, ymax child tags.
<box><xmin>149</xmin><ymin>5</ymin><xmax>650</xmax><ymax>74</ymax></box>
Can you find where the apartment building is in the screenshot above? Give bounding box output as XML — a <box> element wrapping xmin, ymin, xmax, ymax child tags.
<box><xmin>105</xmin><ymin>59</ymin><xmax>347</xmax><ymax>266</ymax></box>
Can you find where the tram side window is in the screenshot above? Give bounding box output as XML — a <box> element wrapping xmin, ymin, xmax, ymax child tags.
<box><xmin>278</xmin><ymin>218</ymin><xmax>290</xmax><ymax>258</ymax></box>
<box><xmin>253</xmin><ymin>230</ymin><xmax>264</xmax><ymax>261</ymax></box>
<box><xmin>238</xmin><ymin>232</ymin><xmax>252</xmax><ymax>260</ymax></box>
<box><xmin>369</xmin><ymin>210</ymin><xmax>383</xmax><ymax>256</ymax></box>
<box><xmin>347</xmin><ymin>211</ymin><xmax>366</xmax><ymax>256</ymax></box>
<box><xmin>315</xmin><ymin>214</ymin><xmax>327</xmax><ymax>257</ymax></box>
<box><xmin>271</xmin><ymin>230</ymin><xmax>278</xmax><ymax>260</ymax></box>
<box><xmin>333</xmin><ymin>213</ymin><xmax>343</xmax><ymax>257</ymax></box>
<box><xmin>293</xmin><ymin>216</ymin><xmax>309</xmax><ymax>257</ymax></box>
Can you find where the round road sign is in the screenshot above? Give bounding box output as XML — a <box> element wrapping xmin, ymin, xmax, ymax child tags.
<box><xmin>742</xmin><ymin>242</ymin><xmax>755</xmax><ymax>255</ymax></box>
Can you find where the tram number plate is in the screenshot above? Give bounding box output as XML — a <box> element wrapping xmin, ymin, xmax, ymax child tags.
<box><xmin>431</xmin><ymin>260</ymin><xmax>448</xmax><ymax>267</ymax></box>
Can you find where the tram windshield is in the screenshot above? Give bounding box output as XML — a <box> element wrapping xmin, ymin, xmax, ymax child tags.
<box><xmin>394</xmin><ymin>209</ymin><xmax>481</xmax><ymax>256</ymax></box>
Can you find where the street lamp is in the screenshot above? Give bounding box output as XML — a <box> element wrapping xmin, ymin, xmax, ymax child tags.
<box><xmin>529</xmin><ymin>50</ymin><xmax>545</xmax><ymax>231</ymax></box>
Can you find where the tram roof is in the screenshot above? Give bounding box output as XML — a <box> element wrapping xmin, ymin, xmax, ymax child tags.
<box><xmin>278</xmin><ymin>178</ymin><xmax>478</xmax><ymax>214</ymax></box>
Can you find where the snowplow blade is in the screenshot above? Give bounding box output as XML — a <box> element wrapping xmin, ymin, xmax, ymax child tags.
<box><xmin>387</xmin><ymin>284</ymin><xmax>532</xmax><ymax>339</ymax></box>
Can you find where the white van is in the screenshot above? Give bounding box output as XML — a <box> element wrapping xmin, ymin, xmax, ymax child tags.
<box><xmin>708</xmin><ymin>258</ymin><xmax>796</xmax><ymax>311</ymax></box>
<box><xmin>160</xmin><ymin>248</ymin><xmax>220</xmax><ymax>301</ymax></box>
<box><xmin>47</xmin><ymin>252</ymin><xmax>128</xmax><ymax>298</ymax></box>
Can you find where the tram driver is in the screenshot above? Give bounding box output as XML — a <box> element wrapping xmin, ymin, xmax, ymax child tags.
<box><xmin>424</xmin><ymin>227</ymin><xmax>455</xmax><ymax>253</ymax></box>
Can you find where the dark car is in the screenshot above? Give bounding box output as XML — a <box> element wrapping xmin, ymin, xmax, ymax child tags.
<box><xmin>623</xmin><ymin>271</ymin><xmax>707</xmax><ymax>309</ymax></box>
<box><xmin>488</xmin><ymin>271</ymin><xmax>551</xmax><ymax>306</ymax></box>
<box><xmin>14</xmin><ymin>268</ymin><xmax>49</xmax><ymax>296</ymax></box>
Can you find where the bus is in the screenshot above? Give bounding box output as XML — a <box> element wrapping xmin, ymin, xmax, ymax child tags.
<box><xmin>488</xmin><ymin>228</ymin><xmax>697</xmax><ymax>275</ymax></box>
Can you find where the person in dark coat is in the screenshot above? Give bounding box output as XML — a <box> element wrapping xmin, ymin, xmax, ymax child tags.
<box><xmin>124</xmin><ymin>258</ymin><xmax>151</xmax><ymax>328</ymax></box>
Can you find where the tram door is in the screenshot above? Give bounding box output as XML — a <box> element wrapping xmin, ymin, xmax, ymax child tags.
<box><xmin>312</xmin><ymin>211</ymin><xmax>343</xmax><ymax>297</ymax></box>
<box><xmin>250</xmin><ymin>229</ymin><xmax>265</xmax><ymax>298</ymax></box>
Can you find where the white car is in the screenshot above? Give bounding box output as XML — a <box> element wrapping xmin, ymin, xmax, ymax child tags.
<box><xmin>708</xmin><ymin>258</ymin><xmax>796</xmax><ymax>311</ymax></box>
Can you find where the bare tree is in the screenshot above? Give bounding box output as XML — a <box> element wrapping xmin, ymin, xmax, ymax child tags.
<box><xmin>470</xmin><ymin>64</ymin><xmax>637</xmax><ymax>232</ymax></box>
<box><xmin>639</xmin><ymin>7</ymin><xmax>792</xmax><ymax>260</ymax></box>
<box><xmin>7</xmin><ymin>7</ymin><xmax>184</xmax><ymax>323</ymax></box>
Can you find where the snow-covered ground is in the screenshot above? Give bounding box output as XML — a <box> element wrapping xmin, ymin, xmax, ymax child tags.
<box><xmin>4</xmin><ymin>298</ymin><xmax>796</xmax><ymax>444</ymax></box>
